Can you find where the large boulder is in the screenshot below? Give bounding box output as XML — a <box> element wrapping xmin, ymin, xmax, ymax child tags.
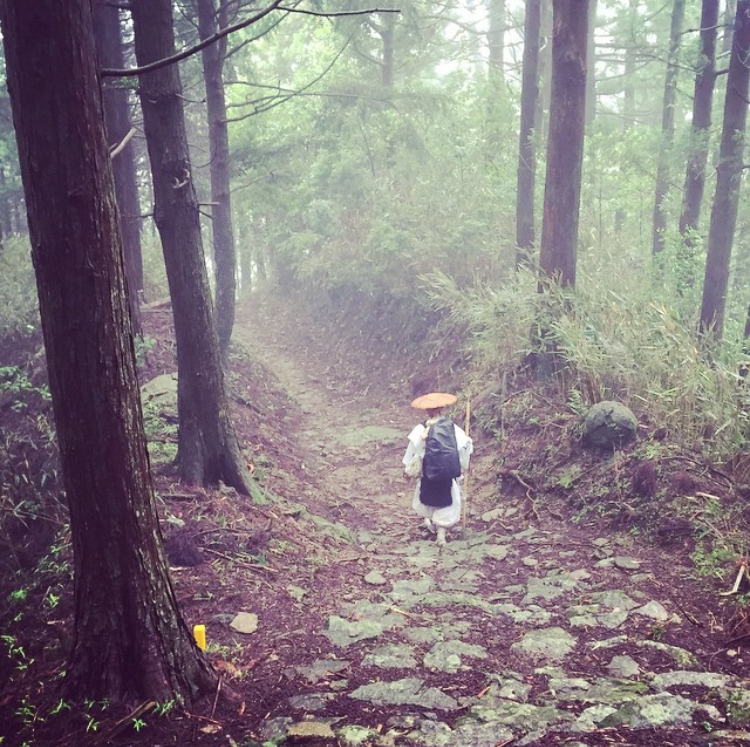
<box><xmin>581</xmin><ymin>401</ymin><xmax>637</xmax><ymax>449</ymax></box>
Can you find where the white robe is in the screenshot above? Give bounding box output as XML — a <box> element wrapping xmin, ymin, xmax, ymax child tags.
<box><xmin>402</xmin><ymin>422</ymin><xmax>473</xmax><ymax>528</ymax></box>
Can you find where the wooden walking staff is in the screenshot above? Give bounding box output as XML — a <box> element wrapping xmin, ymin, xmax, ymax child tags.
<box><xmin>462</xmin><ymin>397</ymin><xmax>471</xmax><ymax>529</ymax></box>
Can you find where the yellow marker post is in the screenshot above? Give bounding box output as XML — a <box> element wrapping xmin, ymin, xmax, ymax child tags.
<box><xmin>193</xmin><ymin>624</ymin><xmax>207</xmax><ymax>651</ymax></box>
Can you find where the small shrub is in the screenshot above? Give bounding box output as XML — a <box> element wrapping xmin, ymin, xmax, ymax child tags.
<box><xmin>0</xmin><ymin>237</ymin><xmax>38</xmax><ymax>336</ymax></box>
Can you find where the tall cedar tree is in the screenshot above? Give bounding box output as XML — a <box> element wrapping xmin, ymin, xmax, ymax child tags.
<box><xmin>585</xmin><ymin>0</ymin><xmax>597</xmax><ymax>130</ymax></box>
<box><xmin>699</xmin><ymin>0</ymin><xmax>750</xmax><ymax>340</ymax></box>
<box><xmin>538</xmin><ymin>0</ymin><xmax>588</xmax><ymax>288</ymax></box>
<box><xmin>197</xmin><ymin>0</ymin><xmax>237</xmax><ymax>355</ymax></box>
<box><xmin>516</xmin><ymin>0</ymin><xmax>541</xmax><ymax>268</ymax></box>
<box><xmin>130</xmin><ymin>0</ymin><xmax>253</xmax><ymax>492</ymax></box>
<box><xmin>536</xmin><ymin>0</ymin><xmax>553</xmax><ymax>140</ymax></box>
<box><xmin>623</xmin><ymin>0</ymin><xmax>638</xmax><ymax>126</ymax></box>
<box><xmin>725</xmin><ymin>0</ymin><xmax>737</xmax><ymax>53</ymax></box>
<box><xmin>488</xmin><ymin>0</ymin><xmax>506</xmax><ymax>85</ymax></box>
<box><xmin>651</xmin><ymin>0</ymin><xmax>686</xmax><ymax>255</ymax></box>
<box><xmin>0</xmin><ymin>0</ymin><xmax>215</xmax><ymax>699</ymax></box>
<box><xmin>678</xmin><ymin>0</ymin><xmax>719</xmax><ymax>274</ymax></box>
<box><xmin>93</xmin><ymin>0</ymin><xmax>145</xmax><ymax>335</ymax></box>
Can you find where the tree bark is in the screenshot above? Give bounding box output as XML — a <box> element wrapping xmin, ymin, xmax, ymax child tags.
<box><xmin>131</xmin><ymin>0</ymin><xmax>253</xmax><ymax>492</ymax></box>
<box><xmin>516</xmin><ymin>0</ymin><xmax>541</xmax><ymax>269</ymax></box>
<box><xmin>724</xmin><ymin>0</ymin><xmax>737</xmax><ymax>54</ymax></box>
<box><xmin>585</xmin><ymin>0</ymin><xmax>598</xmax><ymax>130</ymax></box>
<box><xmin>0</xmin><ymin>167</ymin><xmax>6</xmax><ymax>242</ymax></box>
<box><xmin>93</xmin><ymin>0</ymin><xmax>144</xmax><ymax>335</ymax></box>
<box><xmin>539</xmin><ymin>0</ymin><xmax>588</xmax><ymax>289</ymax></box>
<box><xmin>536</xmin><ymin>0</ymin><xmax>553</xmax><ymax>140</ymax></box>
<box><xmin>700</xmin><ymin>0</ymin><xmax>750</xmax><ymax>341</ymax></box>
<box><xmin>488</xmin><ymin>0</ymin><xmax>506</xmax><ymax>85</ymax></box>
<box><xmin>678</xmin><ymin>0</ymin><xmax>719</xmax><ymax>271</ymax></box>
<box><xmin>651</xmin><ymin>0</ymin><xmax>686</xmax><ymax>255</ymax></box>
<box><xmin>197</xmin><ymin>0</ymin><xmax>236</xmax><ymax>356</ymax></box>
<box><xmin>0</xmin><ymin>0</ymin><xmax>215</xmax><ymax>701</ymax></box>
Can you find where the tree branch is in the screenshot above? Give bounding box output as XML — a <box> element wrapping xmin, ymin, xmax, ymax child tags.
<box><xmin>102</xmin><ymin>3</ymin><xmax>399</xmax><ymax>78</ymax></box>
<box><xmin>224</xmin><ymin>35</ymin><xmax>353</xmax><ymax>121</ymax></box>
<box><xmin>680</xmin><ymin>22</ymin><xmax>727</xmax><ymax>37</ymax></box>
<box><xmin>223</xmin><ymin>12</ymin><xmax>287</xmax><ymax>61</ymax></box>
<box><xmin>109</xmin><ymin>127</ymin><xmax>136</xmax><ymax>159</ymax></box>
<box><xmin>351</xmin><ymin>38</ymin><xmax>383</xmax><ymax>67</ymax></box>
<box><xmin>102</xmin><ymin>0</ymin><xmax>285</xmax><ymax>77</ymax></box>
<box><xmin>231</xmin><ymin>172</ymin><xmax>278</xmax><ymax>193</ymax></box>
<box><xmin>277</xmin><ymin>5</ymin><xmax>399</xmax><ymax>18</ymax></box>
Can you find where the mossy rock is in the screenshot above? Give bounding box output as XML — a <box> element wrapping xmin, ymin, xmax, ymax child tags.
<box><xmin>723</xmin><ymin>688</ymin><xmax>750</xmax><ymax>727</ymax></box>
<box><xmin>582</xmin><ymin>401</ymin><xmax>638</xmax><ymax>449</ymax></box>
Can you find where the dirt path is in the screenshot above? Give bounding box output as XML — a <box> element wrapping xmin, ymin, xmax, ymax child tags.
<box><xmin>227</xmin><ymin>295</ymin><xmax>750</xmax><ymax>747</ymax></box>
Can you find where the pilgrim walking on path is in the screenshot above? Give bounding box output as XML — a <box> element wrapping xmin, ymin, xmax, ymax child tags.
<box><xmin>402</xmin><ymin>392</ymin><xmax>473</xmax><ymax>545</ymax></box>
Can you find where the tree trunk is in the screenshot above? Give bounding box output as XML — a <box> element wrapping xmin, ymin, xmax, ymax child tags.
<box><xmin>256</xmin><ymin>244</ymin><xmax>268</xmax><ymax>282</ymax></box>
<box><xmin>0</xmin><ymin>167</ymin><xmax>6</xmax><ymax>242</ymax></box>
<box><xmin>623</xmin><ymin>0</ymin><xmax>638</xmax><ymax>127</ymax></box>
<box><xmin>585</xmin><ymin>0</ymin><xmax>598</xmax><ymax>130</ymax></box>
<box><xmin>678</xmin><ymin>0</ymin><xmax>719</xmax><ymax>278</ymax></box>
<box><xmin>240</xmin><ymin>230</ymin><xmax>253</xmax><ymax>297</ymax></box>
<box><xmin>539</xmin><ymin>0</ymin><xmax>588</xmax><ymax>289</ymax></box>
<box><xmin>488</xmin><ymin>0</ymin><xmax>505</xmax><ymax>85</ymax></box>
<box><xmin>699</xmin><ymin>0</ymin><xmax>750</xmax><ymax>341</ymax></box>
<box><xmin>0</xmin><ymin>0</ymin><xmax>215</xmax><ymax>701</ymax></box>
<box><xmin>131</xmin><ymin>0</ymin><xmax>253</xmax><ymax>492</ymax></box>
<box><xmin>651</xmin><ymin>0</ymin><xmax>686</xmax><ymax>255</ymax></box>
<box><xmin>197</xmin><ymin>0</ymin><xmax>236</xmax><ymax>355</ymax></box>
<box><xmin>536</xmin><ymin>0</ymin><xmax>553</xmax><ymax>140</ymax></box>
<box><xmin>93</xmin><ymin>0</ymin><xmax>144</xmax><ymax>335</ymax></box>
<box><xmin>516</xmin><ymin>0</ymin><xmax>541</xmax><ymax>269</ymax></box>
<box><xmin>724</xmin><ymin>0</ymin><xmax>737</xmax><ymax>53</ymax></box>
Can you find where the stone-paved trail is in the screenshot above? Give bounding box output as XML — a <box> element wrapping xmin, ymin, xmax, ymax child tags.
<box><xmin>239</xmin><ymin>299</ymin><xmax>750</xmax><ymax>747</ymax></box>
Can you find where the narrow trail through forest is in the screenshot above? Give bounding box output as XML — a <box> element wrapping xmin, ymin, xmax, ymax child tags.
<box><xmin>214</xmin><ymin>296</ymin><xmax>750</xmax><ymax>747</ymax></box>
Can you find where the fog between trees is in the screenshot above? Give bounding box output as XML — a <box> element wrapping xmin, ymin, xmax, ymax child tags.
<box><xmin>1</xmin><ymin>0</ymin><xmax>750</xmax><ymax>717</ymax></box>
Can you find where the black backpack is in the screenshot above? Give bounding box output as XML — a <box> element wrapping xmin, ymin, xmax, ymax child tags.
<box><xmin>423</xmin><ymin>416</ymin><xmax>462</xmax><ymax>482</ymax></box>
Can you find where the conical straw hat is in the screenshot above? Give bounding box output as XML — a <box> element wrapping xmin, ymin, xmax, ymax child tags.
<box><xmin>410</xmin><ymin>392</ymin><xmax>457</xmax><ymax>410</ymax></box>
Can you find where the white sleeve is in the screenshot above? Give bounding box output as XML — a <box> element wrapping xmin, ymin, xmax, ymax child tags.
<box><xmin>454</xmin><ymin>424</ymin><xmax>473</xmax><ymax>471</ymax></box>
<box><xmin>403</xmin><ymin>425</ymin><xmax>427</xmax><ymax>467</ymax></box>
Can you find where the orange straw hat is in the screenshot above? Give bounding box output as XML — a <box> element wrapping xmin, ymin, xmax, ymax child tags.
<box><xmin>410</xmin><ymin>392</ymin><xmax>458</xmax><ymax>410</ymax></box>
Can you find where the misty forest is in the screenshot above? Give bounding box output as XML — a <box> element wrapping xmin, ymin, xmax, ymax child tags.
<box><xmin>5</xmin><ymin>0</ymin><xmax>750</xmax><ymax>745</ymax></box>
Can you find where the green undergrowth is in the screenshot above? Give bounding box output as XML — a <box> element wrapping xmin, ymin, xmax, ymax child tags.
<box><xmin>0</xmin><ymin>322</ymin><xmax>354</xmax><ymax>746</ymax></box>
<box><xmin>422</xmin><ymin>264</ymin><xmax>750</xmax><ymax>590</ymax></box>
<box><xmin>426</xmin><ymin>266</ymin><xmax>750</xmax><ymax>462</ymax></box>
<box><xmin>0</xmin><ymin>236</ymin><xmax>38</xmax><ymax>337</ymax></box>
<box><xmin>270</xmin><ymin>264</ymin><xmax>750</xmax><ymax>591</ymax></box>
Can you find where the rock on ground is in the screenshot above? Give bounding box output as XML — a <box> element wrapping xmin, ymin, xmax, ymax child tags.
<box><xmin>581</xmin><ymin>400</ymin><xmax>638</xmax><ymax>449</ymax></box>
